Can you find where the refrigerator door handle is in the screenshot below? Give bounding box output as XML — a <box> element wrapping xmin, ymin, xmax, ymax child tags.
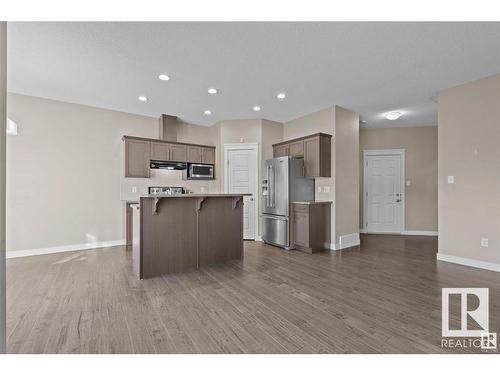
<box><xmin>270</xmin><ymin>164</ymin><xmax>275</xmax><ymax>207</ymax></box>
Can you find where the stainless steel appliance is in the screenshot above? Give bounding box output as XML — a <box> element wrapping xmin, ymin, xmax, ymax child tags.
<box><xmin>183</xmin><ymin>163</ymin><xmax>214</xmax><ymax>180</ymax></box>
<box><xmin>148</xmin><ymin>186</ymin><xmax>185</xmax><ymax>195</ymax></box>
<box><xmin>150</xmin><ymin>160</ymin><xmax>186</xmax><ymax>170</ymax></box>
<box><xmin>261</xmin><ymin>157</ymin><xmax>314</xmax><ymax>249</ymax></box>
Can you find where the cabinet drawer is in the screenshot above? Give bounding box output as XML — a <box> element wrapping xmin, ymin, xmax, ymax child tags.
<box><xmin>293</xmin><ymin>204</ymin><xmax>309</xmax><ymax>213</ymax></box>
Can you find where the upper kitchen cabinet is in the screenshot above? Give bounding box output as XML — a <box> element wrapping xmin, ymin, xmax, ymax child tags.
<box><xmin>124</xmin><ymin>137</ymin><xmax>150</xmax><ymax>178</ymax></box>
<box><xmin>187</xmin><ymin>146</ymin><xmax>202</xmax><ymax>163</ymax></box>
<box><xmin>201</xmin><ymin>147</ymin><xmax>215</xmax><ymax>164</ymax></box>
<box><xmin>288</xmin><ymin>140</ymin><xmax>304</xmax><ymax>157</ymax></box>
<box><xmin>273</xmin><ymin>133</ymin><xmax>331</xmax><ymax>177</ymax></box>
<box><xmin>150</xmin><ymin>141</ymin><xmax>170</xmax><ymax>161</ymax></box>
<box><xmin>170</xmin><ymin>144</ymin><xmax>187</xmax><ymax>162</ymax></box>
<box><xmin>187</xmin><ymin>145</ymin><xmax>215</xmax><ymax>164</ymax></box>
<box><xmin>274</xmin><ymin>144</ymin><xmax>289</xmax><ymax>157</ymax></box>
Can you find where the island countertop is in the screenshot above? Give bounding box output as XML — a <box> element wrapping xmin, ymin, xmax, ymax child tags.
<box><xmin>141</xmin><ymin>193</ymin><xmax>252</xmax><ymax>198</ymax></box>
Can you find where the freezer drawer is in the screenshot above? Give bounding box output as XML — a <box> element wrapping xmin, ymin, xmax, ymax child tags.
<box><xmin>261</xmin><ymin>214</ymin><xmax>290</xmax><ymax>249</ymax></box>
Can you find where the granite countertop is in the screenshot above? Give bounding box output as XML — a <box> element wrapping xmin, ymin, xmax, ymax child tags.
<box><xmin>142</xmin><ymin>193</ymin><xmax>252</xmax><ymax>198</ymax></box>
<box><xmin>292</xmin><ymin>201</ymin><xmax>333</xmax><ymax>205</ymax></box>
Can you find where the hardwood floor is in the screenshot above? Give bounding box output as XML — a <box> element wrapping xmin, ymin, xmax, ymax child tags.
<box><xmin>6</xmin><ymin>234</ymin><xmax>500</xmax><ymax>354</ymax></box>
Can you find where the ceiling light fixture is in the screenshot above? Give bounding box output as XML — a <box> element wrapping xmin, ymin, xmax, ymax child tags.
<box><xmin>138</xmin><ymin>96</ymin><xmax>148</xmax><ymax>102</ymax></box>
<box><xmin>253</xmin><ymin>106</ymin><xmax>261</xmax><ymax>112</ymax></box>
<box><xmin>158</xmin><ymin>74</ymin><xmax>170</xmax><ymax>81</ymax></box>
<box><xmin>208</xmin><ymin>88</ymin><xmax>218</xmax><ymax>95</ymax></box>
<box><xmin>204</xmin><ymin>110</ymin><xmax>212</xmax><ymax>115</ymax></box>
<box><xmin>276</xmin><ymin>92</ymin><xmax>286</xmax><ymax>100</ymax></box>
<box><xmin>385</xmin><ymin>111</ymin><xmax>402</xmax><ymax>120</ymax></box>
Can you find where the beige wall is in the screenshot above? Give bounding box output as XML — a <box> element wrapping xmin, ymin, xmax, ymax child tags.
<box><xmin>334</xmin><ymin>106</ymin><xmax>359</xmax><ymax>245</ymax></box>
<box><xmin>438</xmin><ymin>74</ymin><xmax>500</xmax><ymax>265</ymax></box>
<box><xmin>6</xmin><ymin>93</ymin><xmax>158</xmax><ymax>252</ymax></box>
<box><xmin>0</xmin><ymin>22</ymin><xmax>7</xmax><ymax>353</ymax></box>
<box><xmin>359</xmin><ymin>127</ymin><xmax>438</xmax><ymax>232</ymax></box>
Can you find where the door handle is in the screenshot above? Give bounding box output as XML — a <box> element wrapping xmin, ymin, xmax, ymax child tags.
<box><xmin>396</xmin><ymin>199</ymin><xmax>401</xmax><ymax>203</ymax></box>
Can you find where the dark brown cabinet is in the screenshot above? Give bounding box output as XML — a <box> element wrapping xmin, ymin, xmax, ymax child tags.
<box><xmin>170</xmin><ymin>144</ymin><xmax>187</xmax><ymax>162</ymax></box>
<box><xmin>202</xmin><ymin>147</ymin><xmax>215</xmax><ymax>164</ymax></box>
<box><xmin>273</xmin><ymin>133</ymin><xmax>331</xmax><ymax>178</ymax></box>
<box><xmin>289</xmin><ymin>140</ymin><xmax>304</xmax><ymax>157</ymax></box>
<box><xmin>124</xmin><ymin>138</ymin><xmax>150</xmax><ymax>178</ymax></box>
<box><xmin>150</xmin><ymin>141</ymin><xmax>170</xmax><ymax>161</ymax></box>
<box><xmin>123</xmin><ymin>136</ymin><xmax>216</xmax><ymax>178</ymax></box>
<box><xmin>187</xmin><ymin>146</ymin><xmax>202</xmax><ymax>163</ymax></box>
<box><xmin>274</xmin><ymin>144</ymin><xmax>289</xmax><ymax>157</ymax></box>
<box><xmin>292</xmin><ymin>202</ymin><xmax>331</xmax><ymax>253</ymax></box>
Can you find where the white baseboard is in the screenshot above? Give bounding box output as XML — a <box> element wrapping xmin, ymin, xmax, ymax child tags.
<box><xmin>330</xmin><ymin>233</ymin><xmax>360</xmax><ymax>251</ymax></box>
<box><xmin>254</xmin><ymin>235</ymin><xmax>262</xmax><ymax>242</ymax></box>
<box><xmin>6</xmin><ymin>240</ymin><xmax>126</xmax><ymax>259</ymax></box>
<box><xmin>403</xmin><ymin>230</ymin><xmax>438</xmax><ymax>236</ymax></box>
<box><xmin>360</xmin><ymin>228</ymin><xmax>438</xmax><ymax>236</ymax></box>
<box><xmin>437</xmin><ymin>253</ymin><xmax>500</xmax><ymax>273</ymax></box>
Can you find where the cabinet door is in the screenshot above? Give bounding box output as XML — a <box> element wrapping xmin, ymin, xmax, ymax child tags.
<box><xmin>187</xmin><ymin>146</ymin><xmax>202</xmax><ymax>163</ymax></box>
<box><xmin>289</xmin><ymin>140</ymin><xmax>304</xmax><ymax>158</ymax></box>
<box><xmin>201</xmin><ymin>147</ymin><xmax>215</xmax><ymax>164</ymax></box>
<box><xmin>124</xmin><ymin>139</ymin><xmax>150</xmax><ymax>178</ymax></box>
<box><xmin>170</xmin><ymin>144</ymin><xmax>187</xmax><ymax>162</ymax></box>
<box><xmin>150</xmin><ymin>141</ymin><xmax>170</xmax><ymax>161</ymax></box>
<box><xmin>293</xmin><ymin>212</ymin><xmax>309</xmax><ymax>248</ymax></box>
<box><xmin>304</xmin><ymin>137</ymin><xmax>320</xmax><ymax>177</ymax></box>
<box><xmin>273</xmin><ymin>144</ymin><xmax>289</xmax><ymax>158</ymax></box>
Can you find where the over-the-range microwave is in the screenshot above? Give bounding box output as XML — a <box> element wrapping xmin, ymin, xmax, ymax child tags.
<box><xmin>183</xmin><ymin>163</ymin><xmax>214</xmax><ymax>180</ymax></box>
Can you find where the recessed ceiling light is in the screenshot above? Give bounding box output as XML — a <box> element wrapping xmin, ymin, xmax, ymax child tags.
<box><xmin>385</xmin><ymin>111</ymin><xmax>402</xmax><ymax>120</ymax></box>
<box><xmin>138</xmin><ymin>96</ymin><xmax>148</xmax><ymax>102</ymax></box>
<box><xmin>204</xmin><ymin>110</ymin><xmax>212</xmax><ymax>115</ymax></box>
<box><xmin>253</xmin><ymin>106</ymin><xmax>261</xmax><ymax>112</ymax></box>
<box><xmin>276</xmin><ymin>92</ymin><xmax>286</xmax><ymax>100</ymax></box>
<box><xmin>208</xmin><ymin>88</ymin><xmax>218</xmax><ymax>95</ymax></box>
<box><xmin>158</xmin><ymin>74</ymin><xmax>170</xmax><ymax>81</ymax></box>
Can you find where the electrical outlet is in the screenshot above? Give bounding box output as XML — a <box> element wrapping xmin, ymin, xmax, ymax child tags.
<box><xmin>323</xmin><ymin>186</ymin><xmax>330</xmax><ymax>193</ymax></box>
<box><xmin>406</xmin><ymin>180</ymin><xmax>411</xmax><ymax>187</ymax></box>
<box><xmin>447</xmin><ymin>176</ymin><xmax>455</xmax><ymax>184</ymax></box>
<box><xmin>201</xmin><ymin>187</ymin><xmax>205</xmax><ymax>193</ymax></box>
<box><xmin>481</xmin><ymin>238</ymin><xmax>489</xmax><ymax>248</ymax></box>
<box><xmin>132</xmin><ymin>186</ymin><xmax>137</xmax><ymax>193</ymax></box>
<box><xmin>317</xmin><ymin>186</ymin><xmax>322</xmax><ymax>193</ymax></box>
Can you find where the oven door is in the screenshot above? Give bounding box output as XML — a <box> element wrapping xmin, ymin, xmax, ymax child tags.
<box><xmin>189</xmin><ymin>164</ymin><xmax>214</xmax><ymax>180</ymax></box>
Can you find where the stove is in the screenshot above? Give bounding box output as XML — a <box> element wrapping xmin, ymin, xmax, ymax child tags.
<box><xmin>148</xmin><ymin>186</ymin><xmax>185</xmax><ymax>195</ymax></box>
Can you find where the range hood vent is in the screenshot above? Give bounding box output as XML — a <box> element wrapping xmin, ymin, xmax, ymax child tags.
<box><xmin>150</xmin><ymin>160</ymin><xmax>187</xmax><ymax>170</ymax></box>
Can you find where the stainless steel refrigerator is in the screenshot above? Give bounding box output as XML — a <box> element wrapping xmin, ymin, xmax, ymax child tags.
<box><xmin>261</xmin><ymin>156</ymin><xmax>315</xmax><ymax>249</ymax></box>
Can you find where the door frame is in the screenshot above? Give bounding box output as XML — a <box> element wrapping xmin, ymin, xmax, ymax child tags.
<box><xmin>362</xmin><ymin>149</ymin><xmax>405</xmax><ymax>234</ymax></box>
<box><xmin>223</xmin><ymin>143</ymin><xmax>259</xmax><ymax>240</ymax></box>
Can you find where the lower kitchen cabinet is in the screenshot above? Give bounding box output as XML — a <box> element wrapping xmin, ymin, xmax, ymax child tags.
<box><xmin>292</xmin><ymin>202</ymin><xmax>331</xmax><ymax>253</ymax></box>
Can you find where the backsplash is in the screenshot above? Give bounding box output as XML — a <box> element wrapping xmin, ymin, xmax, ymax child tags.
<box><xmin>120</xmin><ymin>169</ymin><xmax>221</xmax><ymax>201</ymax></box>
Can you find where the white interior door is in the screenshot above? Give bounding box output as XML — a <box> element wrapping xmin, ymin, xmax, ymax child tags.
<box><xmin>227</xmin><ymin>149</ymin><xmax>257</xmax><ymax>240</ymax></box>
<box><xmin>364</xmin><ymin>153</ymin><xmax>403</xmax><ymax>233</ymax></box>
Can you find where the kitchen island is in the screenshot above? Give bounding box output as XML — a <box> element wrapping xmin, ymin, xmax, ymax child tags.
<box><xmin>131</xmin><ymin>194</ymin><xmax>247</xmax><ymax>279</ymax></box>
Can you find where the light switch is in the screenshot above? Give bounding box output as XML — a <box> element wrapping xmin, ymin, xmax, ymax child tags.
<box><xmin>132</xmin><ymin>186</ymin><xmax>137</xmax><ymax>193</ymax></box>
<box><xmin>239</xmin><ymin>137</ymin><xmax>244</xmax><ymax>143</ymax></box>
<box><xmin>447</xmin><ymin>176</ymin><xmax>455</xmax><ymax>184</ymax></box>
<box><xmin>201</xmin><ymin>187</ymin><xmax>205</xmax><ymax>193</ymax></box>
<box><xmin>481</xmin><ymin>238</ymin><xmax>489</xmax><ymax>248</ymax></box>
<box><xmin>323</xmin><ymin>186</ymin><xmax>330</xmax><ymax>193</ymax></box>
<box><xmin>317</xmin><ymin>186</ymin><xmax>322</xmax><ymax>193</ymax></box>
<box><xmin>406</xmin><ymin>180</ymin><xmax>411</xmax><ymax>187</ymax></box>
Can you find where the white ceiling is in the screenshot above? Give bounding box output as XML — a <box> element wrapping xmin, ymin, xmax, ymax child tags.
<box><xmin>7</xmin><ymin>22</ymin><xmax>500</xmax><ymax>128</ymax></box>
